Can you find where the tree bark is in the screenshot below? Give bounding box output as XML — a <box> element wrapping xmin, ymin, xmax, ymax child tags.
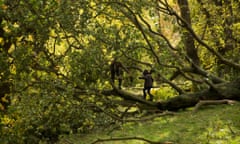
<box><xmin>177</xmin><ymin>0</ymin><xmax>200</xmax><ymax>66</ymax></box>
<box><xmin>193</xmin><ymin>99</ymin><xmax>236</xmax><ymax>112</ymax></box>
<box><xmin>158</xmin><ymin>78</ymin><xmax>240</xmax><ymax>110</ymax></box>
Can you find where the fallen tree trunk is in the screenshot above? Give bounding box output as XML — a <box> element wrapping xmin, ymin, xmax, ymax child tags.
<box><xmin>103</xmin><ymin>78</ymin><xmax>240</xmax><ymax>111</ymax></box>
<box><xmin>158</xmin><ymin>78</ymin><xmax>240</xmax><ymax>111</ymax></box>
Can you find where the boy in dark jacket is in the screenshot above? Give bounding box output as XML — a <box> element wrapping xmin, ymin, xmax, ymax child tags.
<box><xmin>139</xmin><ymin>70</ymin><xmax>154</xmax><ymax>101</ymax></box>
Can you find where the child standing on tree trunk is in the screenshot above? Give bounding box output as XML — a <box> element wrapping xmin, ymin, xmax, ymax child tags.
<box><xmin>139</xmin><ymin>70</ymin><xmax>154</xmax><ymax>101</ymax></box>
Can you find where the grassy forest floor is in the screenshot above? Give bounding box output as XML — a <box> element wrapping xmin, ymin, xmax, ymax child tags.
<box><xmin>58</xmin><ymin>102</ymin><xmax>240</xmax><ymax>144</ymax></box>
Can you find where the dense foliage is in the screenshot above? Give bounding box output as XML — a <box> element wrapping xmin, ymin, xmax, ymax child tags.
<box><xmin>0</xmin><ymin>0</ymin><xmax>240</xmax><ymax>143</ymax></box>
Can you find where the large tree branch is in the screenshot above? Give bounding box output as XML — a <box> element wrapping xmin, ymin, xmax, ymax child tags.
<box><xmin>193</xmin><ymin>99</ymin><xmax>236</xmax><ymax>112</ymax></box>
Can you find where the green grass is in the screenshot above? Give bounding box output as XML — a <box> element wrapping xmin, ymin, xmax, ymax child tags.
<box><xmin>59</xmin><ymin>102</ymin><xmax>240</xmax><ymax>144</ymax></box>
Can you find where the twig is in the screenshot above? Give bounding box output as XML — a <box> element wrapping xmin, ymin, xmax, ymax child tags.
<box><xmin>123</xmin><ymin>111</ymin><xmax>175</xmax><ymax>122</ymax></box>
<box><xmin>91</xmin><ymin>136</ymin><xmax>173</xmax><ymax>144</ymax></box>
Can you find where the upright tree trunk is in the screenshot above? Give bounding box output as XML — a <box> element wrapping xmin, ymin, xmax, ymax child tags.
<box><xmin>177</xmin><ymin>0</ymin><xmax>200</xmax><ymax>67</ymax></box>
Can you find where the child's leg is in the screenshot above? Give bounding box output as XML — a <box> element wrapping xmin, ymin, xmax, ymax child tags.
<box><xmin>147</xmin><ymin>88</ymin><xmax>153</xmax><ymax>101</ymax></box>
<box><xmin>143</xmin><ymin>88</ymin><xmax>147</xmax><ymax>99</ymax></box>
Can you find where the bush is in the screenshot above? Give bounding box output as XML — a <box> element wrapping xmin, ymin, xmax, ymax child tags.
<box><xmin>0</xmin><ymin>81</ymin><xmax>111</xmax><ymax>144</ymax></box>
<box><xmin>152</xmin><ymin>86</ymin><xmax>177</xmax><ymax>101</ymax></box>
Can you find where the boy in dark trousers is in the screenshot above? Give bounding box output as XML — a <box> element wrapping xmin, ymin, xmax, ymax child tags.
<box><xmin>139</xmin><ymin>70</ymin><xmax>154</xmax><ymax>101</ymax></box>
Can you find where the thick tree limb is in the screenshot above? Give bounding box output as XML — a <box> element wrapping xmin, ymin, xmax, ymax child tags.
<box><xmin>193</xmin><ymin>99</ymin><xmax>236</xmax><ymax>112</ymax></box>
<box><xmin>157</xmin><ymin>78</ymin><xmax>240</xmax><ymax>111</ymax></box>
